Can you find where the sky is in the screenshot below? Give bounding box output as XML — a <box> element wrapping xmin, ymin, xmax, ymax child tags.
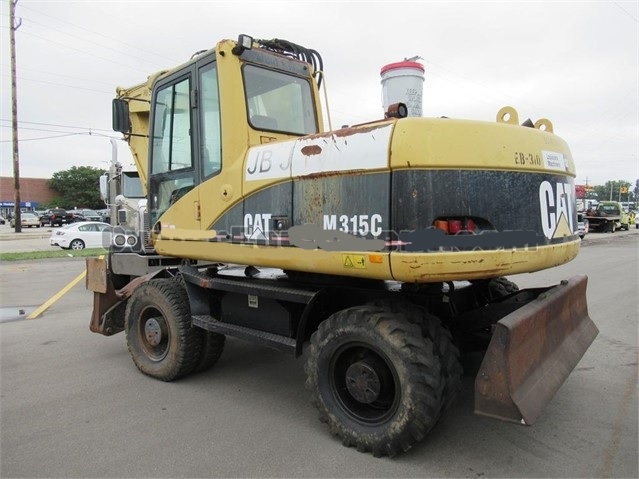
<box><xmin>0</xmin><ymin>0</ymin><xmax>637</xmax><ymax>189</ymax></box>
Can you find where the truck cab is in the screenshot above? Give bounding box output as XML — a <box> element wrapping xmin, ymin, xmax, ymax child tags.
<box><xmin>585</xmin><ymin>201</ymin><xmax>630</xmax><ymax>232</ymax></box>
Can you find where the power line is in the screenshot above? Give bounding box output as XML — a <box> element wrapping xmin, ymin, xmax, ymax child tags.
<box><xmin>0</xmin><ymin>119</ymin><xmax>113</xmax><ymax>133</ymax></box>
<box><xmin>17</xmin><ymin>29</ymin><xmax>152</xmax><ymax>75</ymax></box>
<box><xmin>0</xmin><ymin>130</ymin><xmax>119</xmax><ymax>143</ymax></box>
<box><xmin>17</xmin><ymin>2</ymin><xmax>177</xmax><ymax>65</ymax></box>
<box><xmin>0</xmin><ymin>64</ymin><xmax>119</xmax><ymax>87</ymax></box>
<box><xmin>611</xmin><ymin>0</ymin><xmax>639</xmax><ymax>22</ymax></box>
<box><xmin>0</xmin><ymin>124</ymin><xmax>104</xmax><ymax>135</ymax></box>
<box><xmin>0</xmin><ymin>132</ymin><xmax>82</xmax><ymax>142</ymax></box>
<box><xmin>18</xmin><ymin>14</ymin><xmax>169</xmax><ymax>70</ymax></box>
<box><xmin>0</xmin><ymin>73</ymin><xmax>113</xmax><ymax>94</ymax></box>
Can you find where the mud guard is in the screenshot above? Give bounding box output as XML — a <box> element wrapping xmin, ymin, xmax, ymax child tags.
<box><xmin>86</xmin><ymin>257</ymin><xmax>160</xmax><ymax>336</ymax></box>
<box><xmin>475</xmin><ymin>275</ymin><xmax>598</xmax><ymax>425</ymax></box>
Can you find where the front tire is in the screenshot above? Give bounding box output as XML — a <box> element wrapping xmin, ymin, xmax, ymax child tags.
<box><xmin>305</xmin><ymin>305</ymin><xmax>443</xmax><ymax>457</ymax></box>
<box><xmin>125</xmin><ymin>279</ymin><xmax>201</xmax><ymax>381</ymax></box>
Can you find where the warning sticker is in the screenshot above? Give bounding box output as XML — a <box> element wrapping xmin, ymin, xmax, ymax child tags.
<box><xmin>343</xmin><ymin>254</ymin><xmax>366</xmax><ymax>269</ymax></box>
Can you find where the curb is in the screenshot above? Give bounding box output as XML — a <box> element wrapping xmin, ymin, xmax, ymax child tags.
<box><xmin>0</xmin><ymin>230</ymin><xmax>53</xmax><ymax>241</ymax></box>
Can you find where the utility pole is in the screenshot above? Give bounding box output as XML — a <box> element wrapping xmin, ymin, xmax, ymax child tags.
<box><xmin>10</xmin><ymin>0</ymin><xmax>22</xmax><ymax>232</ymax></box>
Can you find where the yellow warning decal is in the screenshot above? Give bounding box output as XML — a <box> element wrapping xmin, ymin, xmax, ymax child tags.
<box><xmin>343</xmin><ymin>254</ymin><xmax>366</xmax><ymax>269</ymax></box>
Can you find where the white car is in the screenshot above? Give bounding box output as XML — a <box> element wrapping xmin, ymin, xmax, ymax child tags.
<box><xmin>50</xmin><ymin>221</ymin><xmax>111</xmax><ymax>250</ymax></box>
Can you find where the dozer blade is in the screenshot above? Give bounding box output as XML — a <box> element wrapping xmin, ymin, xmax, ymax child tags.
<box><xmin>474</xmin><ymin>275</ymin><xmax>598</xmax><ymax>425</ymax></box>
<box><xmin>87</xmin><ymin>257</ymin><xmax>124</xmax><ymax>336</ymax></box>
<box><xmin>86</xmin><ymin>257</ymin><xmax>163</xmax><ymax>336</ymax></box>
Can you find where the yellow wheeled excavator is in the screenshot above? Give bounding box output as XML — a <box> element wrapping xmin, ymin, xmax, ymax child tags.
<box><xmin>87</xmin><ymin>34</ymin><xmax>597</xmax><ymax>457</ymax></box>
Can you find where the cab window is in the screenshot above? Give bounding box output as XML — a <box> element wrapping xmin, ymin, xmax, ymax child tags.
<box><xmin>199</xmin><ymin>62</ymin><xmax>222</xmax><ymax>179</ymax></box>
<box><xmin>243</xmin><ymin>65</ymin><xmax>316</xmax><ymax>135</ymax></box>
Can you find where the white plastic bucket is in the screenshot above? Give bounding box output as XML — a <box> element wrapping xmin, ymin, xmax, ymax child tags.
<box><xmin>380</xmin><ymin>61</ymin><xmax>425</xmax><ymax>117</ymax></box>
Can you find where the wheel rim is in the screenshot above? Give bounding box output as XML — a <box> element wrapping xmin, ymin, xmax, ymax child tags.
<box><xmin>137</xmin><ymin>307</ymin><xmax>169</xmax><ymax>361</ymax></box>
<box><xmin>329</xmin><ymin>342</ymin><xmax>400</xmax><ymax>425</ymax></box>
<box><xmin>71</xmin><ymin>240</ymin><xmax>84</xmax><ymax>250</ymax></box>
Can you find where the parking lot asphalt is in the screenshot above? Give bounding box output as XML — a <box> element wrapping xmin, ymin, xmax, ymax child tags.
<box><xmin>0</xmin><ymin>232</ymin><xmax>637</xmax><ymax>477</ymax></box>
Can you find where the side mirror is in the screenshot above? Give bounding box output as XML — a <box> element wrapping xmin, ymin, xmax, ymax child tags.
<box><xmin>112</xmin><ymin>99</ymin><xmax>131</xmax><ymax>133</ymax></box>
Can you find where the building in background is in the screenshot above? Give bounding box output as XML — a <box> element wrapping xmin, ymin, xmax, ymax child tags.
<box><xmin>0</xmin><ymin>177</ymin><xmax>57</xmax><ymax>218</ymax></box>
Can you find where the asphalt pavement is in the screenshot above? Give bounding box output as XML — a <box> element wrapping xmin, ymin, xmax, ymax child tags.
<box><xmin>0</xmin><ymin>224</ymin><xmax>52</xmax><ymax>239</ymax></box>
<box><xmin>0</xmin><ymin>227</ymin><xmax>637</xmax><ymax>477</ymax></box>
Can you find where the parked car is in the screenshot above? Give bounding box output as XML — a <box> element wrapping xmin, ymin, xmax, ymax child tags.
<box><xmin>50</xmin><ymin>221</ymin><xmax>112</xmax><ymax>250</ymax></box>
<box><xmin>577</xmin><ymin>213</ymin><xmax>588</xmax><ymax>239</ymax></box>
<box><xmin>10</xmin><ymin>212</ymin><xmax>41</xmax><ymax>228</ymax></box>
<box><xmin>97</xmin><ymin>208</ymin><xmax>111</xmax><ymax>224</ymax></box>
<box><xmin>40</xmin><ymin>208</ymin><xmax>73</xmax><ymax>227</ymax></box>
<box><xmin>68</xmin><ymin>208</ymin><xmax>103</xmax><ymax>222</ymax></box>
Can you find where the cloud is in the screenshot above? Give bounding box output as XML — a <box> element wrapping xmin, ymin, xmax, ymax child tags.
<box><xmin>1</xmin><ymin>0</ymin><xmax>637</xmax><ymax>188</ymax></box>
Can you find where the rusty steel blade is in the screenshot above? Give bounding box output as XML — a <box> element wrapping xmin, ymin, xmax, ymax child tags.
<box><xmin>87</xmin><ymin>257</ymin><xmax>123</xmax><ymax>336</ymax></box>
<box><xmin>474</xmin><ymin>275</ymin><xmax>598</xmax><ymax>425</ymax></box>
<box><xmin>87</xmin><ymin>257</ymin><xmax>162</xmax><ymax>336</ymax></box>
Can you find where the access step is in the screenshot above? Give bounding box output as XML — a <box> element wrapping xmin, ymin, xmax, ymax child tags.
<box><xmin>191</xmin><ymin>314</ymin><xmax>297</xmax><ymax>354</ymax></box>
<box><xmin>181</xmin><ymin>266</ymin><xmax>318</xmax><ymax>304</ymax></box>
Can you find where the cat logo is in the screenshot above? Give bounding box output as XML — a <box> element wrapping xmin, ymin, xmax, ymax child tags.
<box><xmin>539</xmin><ymin>181</ymin><xmax>575</xmax><ymax>240</ymax></box>
<box><xmin>244</xmin><ymin>213</ymin><xmax>272</xmax><ymax>241</ymax></box>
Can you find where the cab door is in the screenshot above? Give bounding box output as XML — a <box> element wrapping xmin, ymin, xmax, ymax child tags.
<box><xmin>148</xmin><ymin>67</ymin><xmax>199</xmax><ymax>231</ymax></box>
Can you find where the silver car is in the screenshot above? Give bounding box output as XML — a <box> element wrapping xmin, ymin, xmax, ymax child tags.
<box><xmin>10</xmin><ymin>212</ymin><xmax>41</xmax><ymax>228</ymax></box>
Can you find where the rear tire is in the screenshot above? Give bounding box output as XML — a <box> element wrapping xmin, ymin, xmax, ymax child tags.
<box><xmin>488</xmin><ymin>277</ymin><xmax>519</xmax><ymax>296</ymax></box>
<box><xmin>472</xmin><ymin>276</ymin><xmax>519</xmax><ymax>303</ymax></box>
<box><xmin>193</xmin><ymin>331</ymin><xmax>225</xmax><ymax>373</ymax></box>
<box><xmin>371</xmin><ymin>299</ymin><xmax>462</xmax><ymax>415</ymax></box>
<box><xmin>125</xmin><ymin>279</ymin><xmax>201</xmax><ymax>381</ymax></box>
<box><xmin>70</xmin><ymin>239</ymin><xmax>85</xmax><ymax>250</ymax></box>
<box><xmin>305</xmin><ymin>305</ymin><xmax>443</xmax><ymax>457</ymax></box>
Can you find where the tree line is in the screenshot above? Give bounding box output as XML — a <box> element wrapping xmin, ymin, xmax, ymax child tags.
<box><xmin>39</xmin><ymin>166</ymin><xmax>104</xmax><ymax>210</ymax></box>
<box><xmin>585</xmin><ymin>179</ymin><xmax>638</xmax><ymax>205</ymax></box>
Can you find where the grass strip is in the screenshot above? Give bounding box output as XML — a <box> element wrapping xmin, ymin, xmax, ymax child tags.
<box><xmin>0</xmin><ymin>248</ymin><xmax>107</xmax><ymax>262</ymax></box>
